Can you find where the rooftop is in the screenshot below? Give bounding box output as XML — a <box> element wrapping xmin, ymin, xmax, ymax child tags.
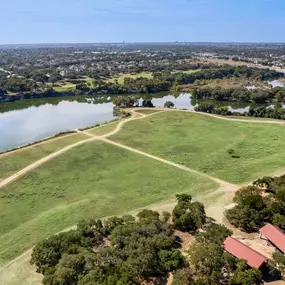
<box><xmin>260</xmin><ymin>224</ymin><xmax>285</xmax><ymax>253</ymax></box>
<box><xmin>223</xmin><ymin>237</ymin><xmax>267</xmax><ymax>268</ymax></box>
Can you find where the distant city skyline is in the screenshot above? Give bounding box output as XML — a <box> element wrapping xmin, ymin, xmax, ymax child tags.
<box><xmin>1</xmin><ymin>0</ymin><xmax>285</xmax><ymax>44</ymax></box>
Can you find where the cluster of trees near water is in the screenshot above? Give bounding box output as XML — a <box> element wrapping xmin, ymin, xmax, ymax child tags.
<box><xmin>195</xmin><ymin>104</ymin><xmax>285</xmax><ymax>120</ymax></box>
<box><xmin>192</xmin><ymin>86</ymin><xmax>285</xmax><ymax>104</ymax></box>
<box><xmin>31</xmin><ymin>191</ymin><xmax>285</xmax><ymax>285</ymax></box>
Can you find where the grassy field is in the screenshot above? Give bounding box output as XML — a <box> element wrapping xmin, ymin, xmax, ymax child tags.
<box><xmin>0</xmin><ymin>134</ymin><xmax>87</xmax><ymax>181</ymax></box>
<box><xmin>106</xmin><ymin>72</ymin><xmax>153</xmax><ymax>84</ymax></box>
<box><xmin>172</xmin><ymin>69</ymin><xmax>201</xmax><ymax>74</ymax></box>
<box><xmin>135</xmin><ymin>109</ymin><xmax>163</xmax><ymax>115</ymax></box>
<box><xmin>112</xmin><ymin>111</ymin><xmax>285</xmax><ymax>184</ymax></box>
<box><xmin>87</xmin><ymin>120</ymin><xmax>120</xmax><ymax>136</ymax></box>
<box><xmin>0</xmin><ymin>140</ymin><xmax>217</xmax><ymax>265</ymax></box>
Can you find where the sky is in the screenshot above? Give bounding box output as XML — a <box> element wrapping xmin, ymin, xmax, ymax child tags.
<box><xmin>1</xmin><ymin>0</ymin><xmax>285</xmax><ymax>44</ymax></box>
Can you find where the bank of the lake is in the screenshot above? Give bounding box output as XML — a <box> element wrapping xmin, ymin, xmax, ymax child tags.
<box><xmin>0</xmin><ymin>93</ymin><xmax>283</xmax><ymax>151</ymax></box>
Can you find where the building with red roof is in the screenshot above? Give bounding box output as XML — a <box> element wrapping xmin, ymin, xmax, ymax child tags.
<box><xmin>259</xmin><ymin>224</ymin><xmax>285</xmax><ymax>254</ymax></box>
<box><xmin>223</xmin><ymin>237</ymin><xmax>267</xmax><ymax>269</ymax></box>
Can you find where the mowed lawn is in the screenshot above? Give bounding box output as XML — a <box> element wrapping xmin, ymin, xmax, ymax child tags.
<box><xmin>135</xmin><ymin>109</ymin><xmax>163</xmax><ymax>115</ymax></box>
<box><xmin>0</xmin><ymin>140</ymin><xmax>217</xmax><ymax>265</ymax></box>
<box><xmin>87</xmin><ymin>120</ymin><xmax>120</xmax><ymax>136</ymax></box>
<box><xmin>0</xmin><ymin>133</ymin><xmax>87</xmax><ymax>181</ymax></box>
<box><xmin>106</xmin><ymin>72</ymin><xmax>153</xmax><ymax>84</ymax></box>
<box><xmin>111</xmin><ymin>111</ymin><xmax>285</xmax><ymax>184</ymax></box>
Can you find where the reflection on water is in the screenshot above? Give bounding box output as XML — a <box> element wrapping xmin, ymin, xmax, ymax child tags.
<box><xmin>0</xmin><ymin>100</ymin><xmax>117</xmax><ymax>151</ymax></box>
<box><xmin>150</xmin><ymin>93</ymin><xmax>197</xmax><ymax>110</ymax></box>
<box><xmin>0</xmin><ymin>93</ymin><xmax>283</xmax><ymax>151</ymax></box>
<box><xmin>269</xmin><ymin>80</ymin><xmax>285</xmax><ymax>88</ymax></box>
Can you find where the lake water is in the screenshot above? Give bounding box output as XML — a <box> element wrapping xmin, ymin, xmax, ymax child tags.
<box><xmin>269</xmin><ymin>80</ymin><xmax>285</xmax><ymax>88</ymax></box>
<box><xmin>0</xmin><ymin>93</ymin><xmax>282</xmax><ymax>151</ymax></box>
<box><xmin>0</xmin><ymin>100</ymin><xmax>117</xmax><ymax>151</ymax></box>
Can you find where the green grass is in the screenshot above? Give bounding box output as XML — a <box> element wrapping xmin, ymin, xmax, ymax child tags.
<box><xmin>135</xmin><ymin>109</ymin><xmax>162</xmax><ymax>115</ymax></box>
<box><xmin>53</xmin><ymin>82</ymin><xmax>77</xmax><ymax>92</ymax></box>
<box><xmin>106</xmin><ymin>72</ymin><xmax>153</xmax><ymax>84</ymax></box>
<box><xmin>87</xmin><ymin>120</ymin><xmax>120</xmax><ymax>136</ymax></box>
<box><xmin>112</xmin><ymin>111</ymin><xmax>285</xmax><ymax>184</ymax></box>
<box><xmin>172</xmin><ymin>69</ymin><xmax>201</xmax><ymax>74</ymax></box>
<box><xmin>0</xmin><ymin>140</ymin><xmax>217</xmax><ymax>265</ymax></box>
<box><xmin>0</xmin><ymin>134</ymin><xmax>87</xmax><ymax>181</ymax></box>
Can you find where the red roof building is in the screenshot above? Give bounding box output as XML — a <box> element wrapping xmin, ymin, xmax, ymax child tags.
<box><xmin>223</xmin><ymin>237</ymin><xmax>267</xmax><ymax>268</ymax></box>
<box><xmin>259</xmin><ymin>224</ymin><xmax>285</xmax><ymax>253</ymax></box>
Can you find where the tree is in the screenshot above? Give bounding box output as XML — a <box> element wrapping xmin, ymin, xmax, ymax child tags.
<box><xmin>142</xmin><ymin>99</ymin><xmax>154</xmax><ymax>107</ymax></box>
<box><xmin>164</xmin><ymin>101</ymin><xmax>175</xmax><ymax>108</ymax></box>
<box><xmin>271</xmin><ymin>251</ymin><xmax>285</xmax><ymax>276</ymax></box>
<box><xmin>158</xmin><ymin>249</ymin><xmax>184</xmax><ymax>271</ymax></box>
<box><xmin>137</xmin><ymin>209</ymin><xmax>160</xmax><ymax>222</ymax></box>
<box><xmin>226</xmin><ymin>186</ymin><xmax>270</xmax><ymax>232</ymax></box>
<box><xmin>196</xmin><ymin>224</ymin><xmax>232</xmax><ymax>245</ymax></box>
<box><xmin>172</xmin><ymin>268</ymin><xmax>194</xmax><ymax>285</ymax></box>
<box><xmin>227</xmin><ymin>148</ymin><xmax>235</xmax><ymax>155</ymax></box>
<box><xmin>272</xmin><ymin>213</ymin><xmax>285</xmax><ymax>230</ymax></box>
<box><xmin>229</xmin><ymin>260</ymin><xmax>263</xmax><ymax>285</ymax></box>
<box><xmin>173</xmin><ymin>194</ymin><xmax>206</xmax><ymax>232</ymax></box>
<box><xmin>188</xmin><ymin>241</ymin><xmax>225</xmax><ymax>278</ymax></box>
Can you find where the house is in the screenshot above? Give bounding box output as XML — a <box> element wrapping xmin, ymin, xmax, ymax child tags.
<box><xmin>223</xmin><ymin>237</ymin><xmax>267</xmax><ymax>269</ymax></box>
<box><xmin>259</xmin><ymin>224</ymin><xmax>285</xmax><ymax>254</ymax></box>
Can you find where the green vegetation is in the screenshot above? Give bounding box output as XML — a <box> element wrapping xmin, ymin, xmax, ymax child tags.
<box><xmin>135</xmin><ymin>109</ymin><xmax>162</xmax><ymax>115</ymax></box>
<box><xmin>0</xmin><ymin>134</ymin><xmax>87</xmax><ymax>181</ymax></box>
<box><xmin>87</xmin><ymin>121</ymin><xmax>120</xmax><ymax>136</ymax></box>
<box><xmin>172</xmin><ymin>69</ymin><xmax>201</xmax><ymax>75</ymax></box>
<box><xmin>106</xmin><ymin>72</ymin><xmax>153</xmax><ymax>84</ymax></box>
<box><xmin>112</xmin><ymin>111</ymin><xmax>285</xmax><ymax>184</ymax></box>
<box><xmin>226</xmin><ymin>175</ymin><xmax>285</xmax><ymax>232</ymax></box>
<box><xmin>173</xmin><ymin>194</ymin><xmax>206</xmax><ymax>232</ymax></box>
<box><xmin>30</xmin><ymin>195</ymin><xmax>268</xmax><ymax>285</ymax></box>
<box><xmin>31</xmin><ymin>209</ymin><xmax>184</xmax><ymax>285</ymax></box>
<box><xmin>0</xmin><ymin>140</ymin><xmax>217</xmax><ymax>265</ymax></box>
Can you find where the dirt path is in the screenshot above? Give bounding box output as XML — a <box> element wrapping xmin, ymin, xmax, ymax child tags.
<box><xmin>132</xmin><ymin>107</ymin><xmax>285</xmax><ymax>125</ymax></box>
<box><xmin>101</xmin><ymin>137</ymin><xmax>235</xmax><ymax>188</ymax></box>
<box><xmin>0</xmin><ymin>136</ymin><xmax>94</xmax><ymax>188</ymax></box>
<box><xmin>0</xmin><ymin>110</ymin><xmax>164</xmax><ymax>189</ymax></box>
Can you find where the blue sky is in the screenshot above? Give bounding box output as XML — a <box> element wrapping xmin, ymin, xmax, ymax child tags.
<box><xmin>1</xmin><ymin>0</ymin><xmax>284</xmax><ymax>44</ymax></box>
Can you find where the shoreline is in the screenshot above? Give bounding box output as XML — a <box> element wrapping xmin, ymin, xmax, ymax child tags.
<box><xmin>0</xmin><ymin>118</ymin><xmax>120</xmax><ymax>156</ymax></box>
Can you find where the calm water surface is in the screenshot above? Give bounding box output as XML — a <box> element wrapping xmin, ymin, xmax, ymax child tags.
<box><xmin>0</xmin><ymin>93</ymin><xmax>282</xmax><ymax>151</ymax></box>
<box><xmin>0</xmin><ymin>100</ymin><xmax>116</xmax><ymax>151</ymax></box>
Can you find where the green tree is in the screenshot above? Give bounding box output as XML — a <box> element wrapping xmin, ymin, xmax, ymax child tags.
<box><xmin>196</xmin><ymin>224</ymin><xmax>232</xmax><ymax>245</ymax></box>
<box><xmin>229</xmin><ymin>260</ymin><xmax>262</xmax><ymax>285</ymax></box>
<box><xmin>272</xmin><ymin>251</ymin><xmax>285</xmax><ymax>276</ymax></box>
<box><xmin>172</xmin><ymin>268</ymin><xmax>194</xmax><ymax>285</ymax></box>
<box><xmin>164</xmin><ymin>101</ymin><xmax>175</xmax><ymax>108</ymax></box>
<box><xmin>173</xmin><ymin>194</ymin><xmax>206</xmax><ymax>232</ymax></box>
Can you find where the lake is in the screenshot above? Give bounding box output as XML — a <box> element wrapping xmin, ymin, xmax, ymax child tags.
<box><xmin>0</xmin><ymin>93</ymin><xmax>281</xmax><ymax>151</ymax></box>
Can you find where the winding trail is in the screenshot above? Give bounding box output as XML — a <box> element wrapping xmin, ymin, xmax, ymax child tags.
<box><xmin>0</xmin><ymin>110</ymin><xmax>161</xmax><ymax>188</ymax></box>
<box><xmin>1</xmin><ymin>107</ymin><xmax>282</xmax><ymax>189</ymax></box>
<box><xmin>133</xmin><ymin>107</ymin><xmax>285</xmax><ymax>125</ymax></box>
<box><xmin>101</xmin><ymin>137</ymin><xmax>233</xmax><ymax>188</ymax></box>
<box><xmin>1</xmin><ymin>107</ymin><xmax>282</xmax><ymax>284</ymax></box>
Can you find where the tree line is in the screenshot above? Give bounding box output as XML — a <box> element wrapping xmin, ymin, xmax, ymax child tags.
<box><xmin>195</xmin><ymin>104</ymin><xmax>285</xmax><ymax>120</ymax></box>
<box><xmin>1</xmin><ymin>65</ymin><xmax>283</xmax><ymax>103</ymax></box>
<box><xmin>31</xmin><ymin>192</ymin><xmax>284</xmax><ymax>285</ymax></box>
<box><xmin>192</xmin><ymin>86</ymin><xmax>285</xmax><ymax>104</ymax></box>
